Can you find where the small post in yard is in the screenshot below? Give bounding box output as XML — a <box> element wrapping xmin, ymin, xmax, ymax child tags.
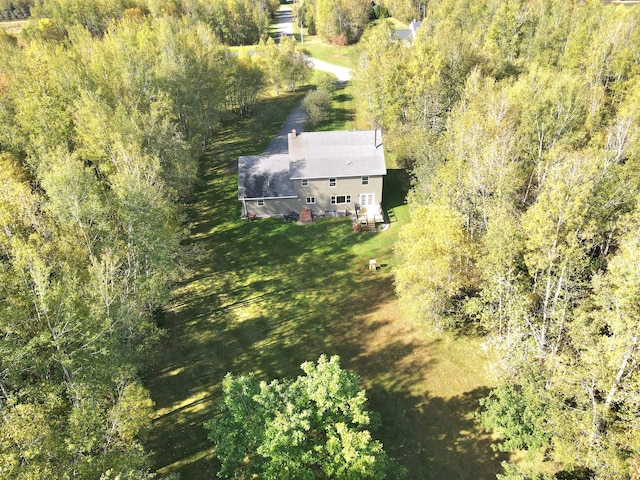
<box><xmin>369</xmin><ymin>259</ymin><xmax>377</xmax><ymax>271</ymax></box>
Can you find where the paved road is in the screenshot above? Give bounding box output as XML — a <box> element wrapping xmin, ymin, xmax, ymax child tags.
<box><xmin>273</xmin><ymin>6</ymin><xmax>294</xmax><ymax>39</ymax></box>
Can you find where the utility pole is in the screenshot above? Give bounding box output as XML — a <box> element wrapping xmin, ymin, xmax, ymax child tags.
<box><xmin>298</xmin><ymin>0</ymin><xmax>304</xmax><ymax>46</ymax></box>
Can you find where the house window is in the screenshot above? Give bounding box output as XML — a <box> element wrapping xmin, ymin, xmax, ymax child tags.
<box><xmin>330</xmin><ymin>195</ymin><xmax>351</xmax><ymax>205</ymax></box>
<box><xmin>301</xmin><ymin>179</ymin><xmax>309</xmax><ymax>187</ymax></box>
<box><xmin>329</xmin><ymin>178</ymin><xmax>336</xmax><ymax>187</ymax></box>
<box><xmin>257</xmin><ymin>199</ymin><xmax>265</xmax><ymax>206</ymax></box>
<box><xmin>306</xmin><ymin>196</ymin><xmax>315</xmax><ymax>204</ymax></box>
<box><xmin>361</xmin><ymin>176</ymin><xmax>369</xmax><ymax>186</ymax></box>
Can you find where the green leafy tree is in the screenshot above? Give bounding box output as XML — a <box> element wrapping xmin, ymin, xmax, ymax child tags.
<box><xmin>383</xmin><ymin>1</ymin><xmax>640</xmax><ymax>478</ymax></box>
<box><xmin>205</xmin><ymin>355</ymin><xmax>404</xmax><ymax>479</ymax></box>
<box><xmin>300</xmin><ymin>0</ymin><xmax>317</xmax><ymax>35</ymax></box>
<box><xmin>484</xmin><ymin>0</ymin><xmax>533</xmax><ymax>78</ymax></box>
<box><xmin>0</xmin><ymin>12</ymin><xmax>228</xmax><ymax>479</ymax></box>
<box><xmin>496</xmin><ymin>461</ymin><xmax>554</xmax><ymax>480</ymax></box>
<box><xmin>527</xmin><ymin>0</ymin><xmax>575</xmax><ymax>68</ymax></box>
<box><xmin>223</xmin><ymin>51</ymin><xmax>265</xmax><ymax>115</ymax></box>
<box><xmin>479</xmin><ymin>376</ymin><xmax>552</xmax><ymax>453</ymax></box>
<box><xmin>394</xmin><ymin>204</ymin><xmax>475</xmax><ymax>330</ymax></box>
<box><xmin>29</xmin><ymin>0</ymin><xmax>131</xmax><ymax>37</ymax></box>
<box><xmin>546</xmin><ymin>210</ymin><xmax>640</xmax><ymax>478</ymax></box>
<box><xmin>256</xmin><ymin>36</ymin><xmax>311</xmax><ymax>96</ymax></box>
<box><xmin>302</xmin><ymin>86</ymin><xmax>332</xmax><ymax>127</ymax></box>
<box><xmin>353</xmin><ymin>21</ymin><xmax>404</xmax><ymax>130</ymax></box>
<box><xmin>279</xmin><ymin>35</ymin><xmax>313</xmax><ymax>93</ymax></box>
<box><xmin>383</xmin><ymin>0</ymin><xmax>426</xmax><ymax>23</ymax></box>
<box><xmin>316</xmin><ymin>0</ymin><xmax>371</xmax><ymax>43</ymax></box>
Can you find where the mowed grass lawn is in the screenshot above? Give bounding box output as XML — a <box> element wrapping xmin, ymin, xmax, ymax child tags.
<box><xmin>144</xmin><ymin>93</ymin><xmax>507</xmax><ymax>479</ymax></box>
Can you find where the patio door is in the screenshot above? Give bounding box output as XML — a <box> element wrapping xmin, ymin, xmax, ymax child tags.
<box><xmin>359</xmin><ymin>193</ymin><xmax>375</xmax><ymax>207</ymax></box>
<box><xmin>359</xmin><ymin>193</ymin><xmax>375</xmax><ymax>217</ymax></box>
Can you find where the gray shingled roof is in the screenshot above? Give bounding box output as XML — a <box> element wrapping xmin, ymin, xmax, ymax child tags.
<box><xmin>238</xmin><ymin>155</ymin><xmax>296</xmax><ymax>199</ymax></box>
<box><xmin>394</xmin><ymin>29</ymin><xmax>412</xmax><ymax>41</ymax></box>
<box><xmin>238</xmin><ymin>130</ymin><xmax>386</xmax><ymax>199</ymax></box>
<box><xmin>288</xmin><ymin>130</ymin><xmax>386</xmax><ymax>179</ymax></box>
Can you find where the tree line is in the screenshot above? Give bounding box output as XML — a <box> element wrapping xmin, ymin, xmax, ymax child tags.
<box><xmin>0</xmin><ymin>0</ymin><xmax>31</xmax><ymax>20</ymax></box>
<box><xmin>297</xmin><ymin>0</ymin><xmax>429</xmax><ymax>44</ymax></box>
<box><xmin>353</xmin><ymin>0</ymin><xmax>640</xmax><ymax>478</ymax></box>
<box><xmin>21</xmin><ymin>0</ymin><xmax>279</xmax><ymax>45</ymax></box>
<box><xmin>298</xmin><ymin>0</ymin><xmax>373</xmax><ymax>44</ymax></box>
<box><xmin>0</xmin><ymin>2</ymin><xmax>310</xmax><ymax>477</ymax></box>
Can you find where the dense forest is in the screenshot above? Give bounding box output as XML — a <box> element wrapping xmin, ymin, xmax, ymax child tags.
<box><xmin>1</xmin><ymin>0</ymin><xmax>281</xmax><ymax>44</ymax></box>
<box><xmin>3</xmin><ymin>0</ymin><xmax>640</xmax><ymax>478</ymax></box>
<box><xmin>0</xmin><ymin>0</ymin><xmax>309</xmax><ymax>477</ymax></box>
<box><xmin>353</xmin><ymin>0</ymin><xmax>640</xmax><ymax>478</ymax></box>
<box><xmin>0</xmin><ymin>0</ymin><xmax>31</xmax><ymax>20</ymax></box>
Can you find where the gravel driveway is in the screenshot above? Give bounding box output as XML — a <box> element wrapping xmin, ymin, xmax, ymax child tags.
<box><xmin>263</xmin><ymin>5</ymin><xmax>353</xmax><ymax>154</ymax></box>
<box><xmin>306</xmin><ymin>57</ymin><xmax>352</xmax><ymax>82</ymax></box>
<box><xmin>273</xmin><ymin>6</ymin><xmax>294</xmax><ymax>38</ymax></box>
<box><xmin>263</xmin><ymin>103</ymin><xmax>306</xmax><ymax>154</ymax></box>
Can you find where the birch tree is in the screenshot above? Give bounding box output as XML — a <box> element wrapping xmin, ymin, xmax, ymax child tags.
<box><xmin>395</xmin><ymin>204</ymin><xmax>475</xmax><ymax>330</ymax></box>
<box><xmin>549</xmin><ymin>210</ymin><xmax>640</xmax><ymax>478</ymax></box>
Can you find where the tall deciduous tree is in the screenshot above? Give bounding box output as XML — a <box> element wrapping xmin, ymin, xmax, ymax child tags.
<box><xmin>205</xmin><ymin>355</ymin><xmax>404</xmax><ymax>479</ymax></box>
<box><xmin>394</xmin><ymin>204</ymin><xmax>475</xmax><ymax>329</ymax></box>
<box><xmin>0</xmin><ymin>9</ymin><xmax>256</xmax><ymax>478</ymax></box>
<box><xmin>256</xmin><ymin>36</ymin><xmax>311</xmax><ymax>96</ymax></box>
<box><xmin>28</xmin><ymin>0</ymin><xmax>132</xmax><ymax>37</ymax></box>
<box><xmin>316</xmin><ymin>0</ymin><xmax>371</xmax><ymax>43</ymax></box>
<box><xmin>548</xmin><ymin>209</ymin><xmax>640</xmax><ymax>478</ymax></box>
<box><xmin>353</xmin><ymin>22</ymin><xmax>403</xmax><ymax>130</ymax></box>
<box><xmin>385</xmin><ymin>2</ymin><xmax>640</xmax><ymax>477</ymax></box>
<box><xmin>302</xmin><ymin>86</ymin><xmax>332</xmax><ymax>127</ymax></box>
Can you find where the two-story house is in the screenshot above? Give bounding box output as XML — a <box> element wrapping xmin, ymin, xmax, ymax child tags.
<box><xmin>238</xmin><ymin>129</ymin><xmax>386</xmax><ymax>219</ymax></box>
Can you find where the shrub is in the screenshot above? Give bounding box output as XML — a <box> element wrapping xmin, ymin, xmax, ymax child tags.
<box><xmin>331</xmin><ymin>32</ymin><xmax>348</xmax><ymax>47</ymax></box>
<box><xmin>302</xmin><ymin>88</ymin><xmax>332</xmax><ymax>127</ymax></box>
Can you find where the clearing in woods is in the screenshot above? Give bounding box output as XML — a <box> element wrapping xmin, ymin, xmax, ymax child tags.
<box><xmin>145</xmin><ymin>89</ymin><xmax>504</xmax><ymax>479</ymax></box>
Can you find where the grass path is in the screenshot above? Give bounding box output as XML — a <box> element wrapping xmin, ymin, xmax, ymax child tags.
<box><xmin>0</xmin><ymin>19</ymin><xmax>27</xmax><ymax>35</ymax></box>
<box><xmin>144</xmin><ymin>94</ymin><xmax>506</xmax><ymax>479</ymax></box>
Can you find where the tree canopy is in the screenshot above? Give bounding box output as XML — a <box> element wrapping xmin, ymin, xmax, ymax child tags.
<box><xmin>352</xmin><ymin>0</ymin><xmax>640</xmax><ymax>477</ymax></box>
<box><xmin>299</xmin><ymin>0</ymin><xmax>372</xmax><ymax>44</ymax></box>
<box><xmin>0</xmin><ymin>5</ymin><xmax>275</xmax><ymax>478</ymax></box>
<box><xmin>205</xmin><ymin>355</ymin><xmax>404</xmax><ymax>480</ymax></box>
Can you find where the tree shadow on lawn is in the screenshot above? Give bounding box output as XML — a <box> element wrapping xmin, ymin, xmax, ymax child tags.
<box><xmin>383</xmin><ymin>168</ymin><xmax>412</xmax><ymax>211</ymax></box>
<box><xmin>316</xmin><ymin>107</ymin><xmax>355</xmax><ymax>131</ymax></box>
<box><xmin>370</xmin><ymin>386</ymin><xmax>508</xmax><ymax>479</ymax></box>
<box><xmin>333</xmin><ymin>92</ymin><xmax>352</xmax><ymax>103</ymax></box>
<box><xmin>327</xmin><ymin>296</ymin><xmax>507</xmax><ymax>479</ymax></box>
<box><xmin>145</xmin><ymin>112</ymin><xmax>501</xmax><ymax>479</ymax></box>
<box><xmin>146</xmin><ymin>223</ymin><xmax>401</xmax><ymax>478</ymax></box>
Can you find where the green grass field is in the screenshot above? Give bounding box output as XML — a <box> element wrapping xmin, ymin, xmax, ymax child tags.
<box><xmin>144</xmin><ymin>76</ymin><xmax>504</xmax><ymax>480</ymax></box>
<box><xmin>301</xmin><ymin>35</ymin><xmax>358</xmax><ymax>69</ymax></box>
<box><xmin>309</xmin><ymin>72</ymin><xmax>357</xmax><ymax>131</ymax></box>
